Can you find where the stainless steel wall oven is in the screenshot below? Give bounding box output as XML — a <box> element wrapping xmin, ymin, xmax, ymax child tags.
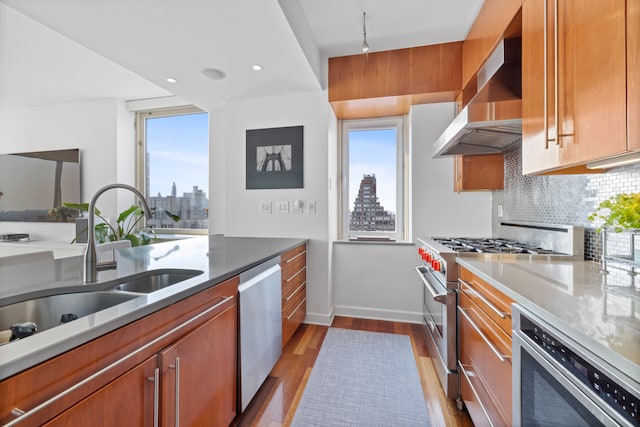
<box><xmin>512</xmin><ymin>305</ymin><xmax>640</xmax><ymax>426</ymax></box>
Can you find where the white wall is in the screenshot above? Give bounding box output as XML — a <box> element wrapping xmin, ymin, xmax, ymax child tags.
<box><xmin>331</xmin><ymin>102</ymin><xmax>493</xmax><ymax>323</ymax></box>
<box><xmin>210</xmin><ymin>91</ymin><xmax>332</xmax><ymax>324</ymax></box>
<box><xmin>0</xmin><ymin>98</ymin><xmax>135</xmax><ymax>242</ymax></box>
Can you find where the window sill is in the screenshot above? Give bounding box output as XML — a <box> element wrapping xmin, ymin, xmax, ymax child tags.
<box><xmin>333</xmin><ymin>239</ymin><xmax>414</xmax><ymax>246</ymax></box>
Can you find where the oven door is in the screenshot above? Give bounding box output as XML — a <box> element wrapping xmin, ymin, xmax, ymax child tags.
<box><xmin>513</xmin><ymin>307</ymin><xmax>634</xmax><ymax>426</ymax></box>
<box><xmin>415</xmin><ymin>266</ymin><xmax>458</xmax><ymax>398</ymax></box>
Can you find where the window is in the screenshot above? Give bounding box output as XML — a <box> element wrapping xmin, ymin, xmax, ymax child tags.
<box><xmin>136</xmin><ymin>106</ymin><xmax>209</xmax><ymax>232</ymax></box>
<box><xmin>340</xmin><ymin>116</ymin><xmax>407</xmax><ymax>241</ymax></box>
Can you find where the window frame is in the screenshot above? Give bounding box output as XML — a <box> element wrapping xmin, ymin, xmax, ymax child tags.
<box><xmin>339</xmin><ymin>116</ymin><xmax>408</xmax><ymax>241</ymax></box>
<box><xmin>135</xmin><ymin>105</ymin><xmax>209</xmax><ymax>235</ymax></box>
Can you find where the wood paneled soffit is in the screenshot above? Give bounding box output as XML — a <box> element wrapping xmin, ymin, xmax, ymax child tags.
<box><xmin>328</xmin><ymin>42</ymin><xmax>462</xmax><ymax>119</ymax></box>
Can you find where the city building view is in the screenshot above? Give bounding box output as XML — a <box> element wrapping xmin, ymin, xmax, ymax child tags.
<box><xmin>349</xmin><ymin>174</ymin><xmax>395</xmax><ymax>232</ymax></box>
<box><xmin>147</xmin><ymin>182</ymin><xmax>208</xmax><ymax>229</ymax></box>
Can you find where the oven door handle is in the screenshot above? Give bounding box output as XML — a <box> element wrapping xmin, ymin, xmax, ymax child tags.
<box><xmin>415</xmin><ymin>266</ymin><xmax>447</xmax><ymax>304</ymax></box>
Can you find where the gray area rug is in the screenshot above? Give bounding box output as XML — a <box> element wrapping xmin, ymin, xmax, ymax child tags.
<box><xmin>290</xmin><ymin>328</ymin><xmax>431</xmax><ymax>427</ymax></box>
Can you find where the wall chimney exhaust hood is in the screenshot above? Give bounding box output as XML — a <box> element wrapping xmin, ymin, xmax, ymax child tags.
<box><xmin>433</xmin><ymin>38</ymin><xmax>522</xmax><ymax>157</ymax></box>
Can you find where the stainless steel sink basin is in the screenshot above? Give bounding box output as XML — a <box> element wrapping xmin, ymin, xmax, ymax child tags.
<box><xmin>0</xmin><ymin>291</ymin><xmax>140</xmax><ymax>337</ymax></box>
<box><xmin>112</xmin><ymin>269</ymin><xmax>202</xmax><ymax>293</ymax></box>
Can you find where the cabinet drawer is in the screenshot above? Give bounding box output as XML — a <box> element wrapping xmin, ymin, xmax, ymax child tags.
<box><xmin>282</xmin><ymin>282</ymin><xmax>306</xmax><ymax>315</ymax></box>
<box><xmin>280</xmin><ymin>245</ymin><xmax>306</xmax><ymax>280</ymax></box>
<box><xmin>459</xmin><ymin>269</ymin><xmax>513</xmax><ymax>335</ymax></box>
<box><xmin>282</xmin><ymin>291</ymin><xmax>306</xmax><ymax>349</ymax></box>
<box><xmin>459</xmin><ymin>362</ymin><xmax>510</xmax><ymax>427</ymax></box>
<box><xmin>458</xmin><ymin>298</ymin><xmax>512</xmax><ymax>425</ymax></box>
<box><xmin>282</xmin><ymin>265</ymin><xmax>306</xmax><ymax>298</ymax></box>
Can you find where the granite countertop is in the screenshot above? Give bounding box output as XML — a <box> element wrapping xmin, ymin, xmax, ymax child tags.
<box><xmin>456</xmin><ymin>256</ymin><xmax>640</xmax><ymax>380</ymax></box>
<box><xmin>0</xmin><ymin>234</ymin><xmax>306</xmax><ymax>380</ymax></box>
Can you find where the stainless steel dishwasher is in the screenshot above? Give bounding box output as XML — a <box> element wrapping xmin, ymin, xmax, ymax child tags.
<box><xmin>238</xmin><ymin>256</ymin><xmax>282</xmax><ymax>411</ymax></box>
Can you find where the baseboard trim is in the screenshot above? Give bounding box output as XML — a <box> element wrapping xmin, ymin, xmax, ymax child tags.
<box><xmin>303</xmin><ymin>309</ymin><xmax>334</xmax><ymax>326</ymax></box>
<box><xmin>333</xmin><ymin>305</ymin><xmax>423</xmax><ymax>324</ymax></box>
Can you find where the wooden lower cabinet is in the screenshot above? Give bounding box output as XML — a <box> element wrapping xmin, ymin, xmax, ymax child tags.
<box><xmin>458</xmin><ymin>267</ymin><xmax>514</xmax><ymax>427</ymax></box>
<box><xmin>43</xmin><ymin>356</ymin><xmax>159</xmax><ymax>426</ymax></box>
<box><xmin>280</xmin><ymin>244</ymin><xmax>307</xmax><ymax>349</ymax></box>
<box><xmin>160</xmin><ymin>304</ymin><xmax>237</xmax><ymax>427</ymax></box>
<box><xmin>0</xmin><ymin>277</ymin><xmax>238</xmax><ymax>427</ymax></box>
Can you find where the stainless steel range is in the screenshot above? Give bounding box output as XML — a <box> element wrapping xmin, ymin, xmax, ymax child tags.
<box><xmin>415</xmin><ymin>222</ymin><xmax>584</xmax><ymax>400</ymax></box>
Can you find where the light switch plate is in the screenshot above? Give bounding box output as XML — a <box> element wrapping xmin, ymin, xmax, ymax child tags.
<box><xmin>291</xmin><ymin>200</ymin><xmax>303</xmax><ymax>214</ymax></box>
<box><xmin>307</xmin><ymin>201</ymin><xmax>316</xmax><ymax>214</ymax></box>
<box><xmin>259</xmin><ymin>201</ymin><xmax>272</xmax><ymax>214</ymax></box>
<box><xmin>277</xmin><ymin>201</ymin><xmax>289</xmax><ymax>214</ymax></box>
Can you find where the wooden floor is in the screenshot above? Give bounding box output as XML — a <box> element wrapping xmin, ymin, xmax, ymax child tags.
<box><xmin>234</xmin><ymin>316</ymin><xmax>473</xmax><ymax>427</ymax></box>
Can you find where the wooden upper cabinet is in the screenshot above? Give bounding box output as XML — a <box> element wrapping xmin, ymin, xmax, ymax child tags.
<box><xmin>522</xmin><ymin>0</ymin><xmax>628</xmax><ymax>175</ymax></box>
<box><xmin>328</xmin><ymin>42</ymin><xmax>462</xmax><ymax>119</ymax></box>
<box><xmin>629</xmin><ymin>0</ymin><xmax>640</xmax><ymax>151</ymax></box>
<box><xmin>462</xmin><ymin>0</ymin><xmax>523</xmax><ymax>88</ymax></box>
<box><xmin>454</xmin><ymin>154</ymin><xmax>504</xmax><ymax>192</ymax></box>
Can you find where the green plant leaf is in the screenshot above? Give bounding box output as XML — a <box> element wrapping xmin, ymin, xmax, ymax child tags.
<box><xmin>117</xmin><ymin>205</ymin><xmax>143</xmax><ymax>224</ymax></box>
<box><xmin>63</xmin><ymin>202</ymin><xmax>101</xmax><ymax>216</ymax></box>
<box><xmin>588</xmin><ymin>193</ymin><xmax>640</xmax><ymax>232</ymax></box>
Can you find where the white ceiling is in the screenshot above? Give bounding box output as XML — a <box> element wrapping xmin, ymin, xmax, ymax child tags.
<box><xmin>0</xmin><ymin>0</ymin><xmax>483</xmax><ymax>112</ymax></box>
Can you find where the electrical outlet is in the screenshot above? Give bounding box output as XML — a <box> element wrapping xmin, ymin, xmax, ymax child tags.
<box><xmin>259</xmin><ymin>201</ymin><xmax>272</xmax><ymax>214</ymax></box>
<box><xmin>307</xmin><ymin>201</ymin><xmax>316</xmax><ymax>214</ymax></box>
<box><xmin>277</xmin><ymin>201</ymin><xmax>289</xmax><ymax>214</ymax></box>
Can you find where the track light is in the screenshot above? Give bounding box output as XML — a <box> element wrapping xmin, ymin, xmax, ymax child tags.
<box><xmin>361</xmin><ymin>11</ymin><xmax>369</xmax><ymax>54</ymax></box>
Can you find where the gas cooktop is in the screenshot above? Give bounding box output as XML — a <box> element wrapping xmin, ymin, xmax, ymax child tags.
<box><xmin>431</xmin><ymin>237</ymin><xmax>565</xmax><ymax>255</ymax></box>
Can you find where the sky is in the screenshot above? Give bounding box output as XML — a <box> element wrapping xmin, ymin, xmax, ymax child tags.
<box><xmin>145</xmin><ymin>112</ymin><xmax>209</xmax><ymax>198</ymax></box>
<box><xmin>348</xmin><ymin>128</ymin><xmax>397</xmax><ymax>213</ymax></box>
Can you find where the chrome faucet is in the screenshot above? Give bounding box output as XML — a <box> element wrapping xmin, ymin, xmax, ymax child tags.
<box><xmin>84</xmin><ymin>184</ymin><xmax>153</xmax><ymax>283</ymax></box>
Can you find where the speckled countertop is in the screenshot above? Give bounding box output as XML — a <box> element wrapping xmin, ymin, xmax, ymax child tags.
<box><xmin>456</xmin><ymin>256</ymin><xmax>640</xmax><ymax>380</ymax></box>
<box><xmin>0</xmin><ymin>235</ymin><xmax>306</xmax><ymax>380</ymax></box>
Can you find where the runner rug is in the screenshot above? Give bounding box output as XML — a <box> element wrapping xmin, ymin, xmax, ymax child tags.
<box><xmin>290</xmin><ymin>327</ymin><xmax>431</xmax><ymax>427</ymax></box>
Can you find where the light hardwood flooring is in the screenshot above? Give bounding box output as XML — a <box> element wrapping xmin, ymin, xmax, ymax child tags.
<box><xmin>234</xmin><ymin>316</ymin><xmax>473</xmax><ymax>427</ymax></box>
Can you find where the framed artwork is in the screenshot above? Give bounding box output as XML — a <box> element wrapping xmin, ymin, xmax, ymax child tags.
<box><xmin>246</xmin><ymin>125</ymin><xmax>303</xmax><ymax>189</ymax></box>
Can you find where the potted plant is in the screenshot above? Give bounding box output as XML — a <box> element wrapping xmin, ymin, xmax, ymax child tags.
<box><xmin>588</xmin><ymin>193</ymin><xmax>640</xmax><ymax>232</ymax></box>
<box><xmin>64</xmin><ymin>202</ymin><xmax>179</xmax><ymax>246</ymax></box>
<box><xmin>588</xmin><ymin>193</ymin><xmax>640</xmax><ymax>263</ymax></box>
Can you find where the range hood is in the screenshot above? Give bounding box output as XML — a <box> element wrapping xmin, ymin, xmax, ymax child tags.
<box><xmin>433</xmin><ymin>37</ymin><xmax>522</xmax><ymax>157</ymax></box>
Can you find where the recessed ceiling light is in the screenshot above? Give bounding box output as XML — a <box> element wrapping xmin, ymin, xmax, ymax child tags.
<box><xmin>166</xmin><ymin>77</ymin><xmax>177</xmax><ymax>83</ymax></box>
<box><xmin>252</xmin><ymin>64</ymin><xmax>263</xmax><ymax>71</ymax></box>
<box><xmin>201</xmin><ymin>68</ymin><xmax>226</xmax><ymax>80</ymax></box>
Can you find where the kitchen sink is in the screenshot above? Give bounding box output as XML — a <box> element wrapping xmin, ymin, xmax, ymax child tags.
<box><xmin>111</xmin><ymin>269</ymin><xmax>203</xmax><ymax>293</ymax></box>
<box><xmin>0</xmin><ymin>291</ymin><xmax>141</xmax><ymax>338</ymax></box>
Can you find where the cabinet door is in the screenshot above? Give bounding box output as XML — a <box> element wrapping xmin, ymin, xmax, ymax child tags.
<box><xmin>160</xmin><ymin>303</ymin><xmax>237</xmax><ymax>427</ymax></box>
<box><xmin>43</xmin><ymin>356</ymin><xmax>158</xmax><ymax>427</ymax></box>
<box><xmin>454</xmin><ymin>154</ymin><xmax>504</xmax><ymax>192</ymax></box>
<box><xmin>556</xmin><ymin>0</ymin><xmax>627</xmax><ymax>165</ymax></box>
<box><xmin>523</xmin><ymin>0</ymin><xmax>627</xmax><ymax>174</ymax></box>
<box><xmin>522</xmin><ymin>0</ymin><xmax>562</xmax><ymax>174</ymax></box>
<box><xmin>629</xmin><ymin>0</ymin><xmax>640</xmax><ymax>151</ymax></box>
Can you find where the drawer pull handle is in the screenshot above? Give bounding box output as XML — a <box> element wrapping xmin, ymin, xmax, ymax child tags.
<box><xmin>458</xmin><ymin>307</ymin><xmax>510</xmax><ymax>363</ymax></box>
<box><xmin>169</xmin><ymin>357</ymin><xmax>181</xmax><ymax>427</ymax></box>
<box><xmin>3</xmin><ymin>294</ymin><xmax>234</xmax><ymax>426</ymax></box>
<box><xmin>10</xmin><ymin>408</ymin><xmax>25</xmax><ymax>418</ymax></box>
<box><xmin>285</xmin><ymin>250</ymin><xmax>306</xmax><ymax>263</ymax></box>
<box><xmin>286</xmin><ymin>298</ymin><xmax>306</xmax><ymax>320</ymax></box>
<box><xmin>147</xmin><ymin>368</ymin><xmax>160</xmax><ymax>427</ymax></box>
<box><xmin>286</xmin><ymin>266</ymin><xmax>306</xmax><ymax>283</ymax></box>
<box><xmin>285</xmin><ymin>281</ymin><xmax>306</xmax><ymax>301</ymax></box>
<box><xmin>459</xmin><ymin>279</ymin><xmax>510</xmax><ymax>319</ymax></box>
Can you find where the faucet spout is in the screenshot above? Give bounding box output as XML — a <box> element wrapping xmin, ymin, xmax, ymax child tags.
<box><xmin>84</xmin><ymin>184</ymin><xmax>153</xmax><ymax>283</ymax></box>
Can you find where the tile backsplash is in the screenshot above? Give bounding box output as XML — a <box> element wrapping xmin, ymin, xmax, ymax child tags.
<box><xmin>493</xmin><ymin>146</ymin><xmax>640</xmax><ymax>261</ymax></box>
